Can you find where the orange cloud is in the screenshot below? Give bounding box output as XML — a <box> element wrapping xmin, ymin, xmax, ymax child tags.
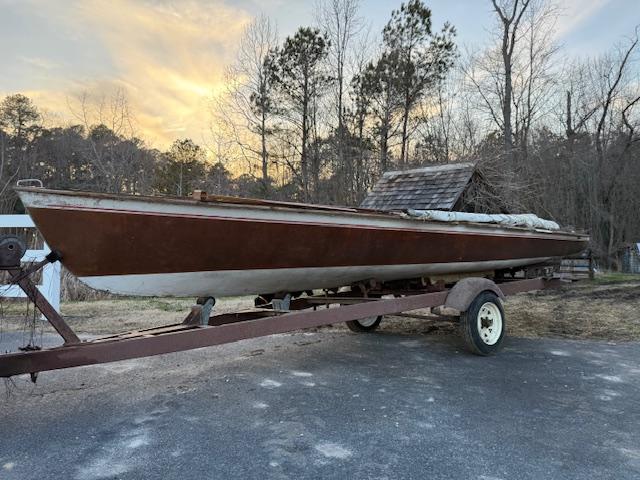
<box><xmin>13</xmin><ymin>0</ymin><xmax>251</xmax><ymax>148</ymax></box>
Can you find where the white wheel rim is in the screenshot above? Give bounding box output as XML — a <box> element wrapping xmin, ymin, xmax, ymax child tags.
<box><xmin>357</xmin><ymin>316</ymin><xmax>378</xmax><ymax>327</ymax></box>
<box><xmin>476</xmin><ymin>302</ymin><xmax>502</xmax><ymax>345</ymax></box>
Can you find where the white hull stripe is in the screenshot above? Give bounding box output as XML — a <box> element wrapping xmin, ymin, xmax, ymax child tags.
<box><xmin>80</xmin><ymin>258</ymin><xmax>551</xmax><ymax>297</ymax></box>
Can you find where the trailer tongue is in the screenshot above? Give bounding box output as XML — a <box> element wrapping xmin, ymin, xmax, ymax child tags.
<box><xmin>0</xmin><ymin>234</ymin><xmax>564</xmax><ymax>380</ymax></box>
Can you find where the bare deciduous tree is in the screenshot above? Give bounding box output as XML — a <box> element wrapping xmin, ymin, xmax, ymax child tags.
<box><xmin>217</xmin><ymin>15</ymin><xmax>278</xmax><ymax>194</ymax></box>
<box><xmin>317</xmin><ymin>0</ymin><xmax>362</xmax><ymax>131</ymax></box>
<box><xmin>490</xmin><ymin>0</ymin><xmax>532</xmax><ymax>156</ymax></box>
<box><xmin>267</xmin><ymin>27</ymin><xmax>332</xmax><ymax>201</ymax></box>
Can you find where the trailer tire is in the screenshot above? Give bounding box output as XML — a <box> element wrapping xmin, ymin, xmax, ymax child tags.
<box><xmin>346</xmin><ymin>316</ymin><xmax>383</xmax><ymax>332</ymax></box>
<box><xmin>460</xmin><ymin>291</ymin><xmax>505</xmax><ymax>356</ymax></box>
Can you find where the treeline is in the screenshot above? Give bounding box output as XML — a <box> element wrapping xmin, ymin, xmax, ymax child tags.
<box><xmin>0</xmin><ymin>94</ymin><xmax>275</xmax><ymax>211</ymax></box>
<box><xmin>215</xmin><ymin>0</ymin><xmax>457</xmax><ymax>205</ymax></box>
<box><xmin>214</xmin><ymin>0</ymin><xmax>640</xmax><ymax>267</ymax></box>
<box><xmin>1</xmin><ymin>0</ymin><xmax>639</xmax><ymax>268</ymax></box>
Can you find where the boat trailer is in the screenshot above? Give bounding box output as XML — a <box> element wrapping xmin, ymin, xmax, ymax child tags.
<box><xmin>0</xmin><ymin>235</ymin><xmax>563</xmax><ymax>380</ymax></box>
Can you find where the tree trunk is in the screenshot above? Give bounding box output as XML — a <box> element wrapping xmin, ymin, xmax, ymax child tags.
<box><xmin>502</xmin><ymin>46</ymin><xmax>513</xmax><ymax>155</ymax></box>
<box><xmin>311</xmin><ymin>97</ymin><xmax>320</xmax><ymax>202</ymax></box>
<box><xmin>337</xmin><ymin>66</ymin><xmax>344</xmax><ymax>134</ymax></box>
<box><xmin>400</xmin><ymin>90</ymin><xmax>411</xmax><ymax>166</ymax></box>
<box><xmin>260</xmin><ymin>108</ymin><xmax>269</xmax><ymax>195</ymax></box>
<box><xmin>565</xmin><ymin>90</ymin><xmax>573</xmax><ymax>138</ymax></box>
<box><xmin>301</xmin><ymin>75</ymin><xmax>310</xmax><ymax>202</ymax></box>
<box><xmin>355</xmin><ymin>107</ymin><xmax>366</xmax><ymax>201</ymax></box>
<box><xmin>380</xmin><ymin>122</ymin><xmax>388</xmax><ymax>172</ymax></box>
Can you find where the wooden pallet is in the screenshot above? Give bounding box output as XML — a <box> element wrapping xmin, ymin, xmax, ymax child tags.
<box><xmin>559</xmin><ymin>258</ymin><xmax>593</xmax><ymax>280</ymax></box>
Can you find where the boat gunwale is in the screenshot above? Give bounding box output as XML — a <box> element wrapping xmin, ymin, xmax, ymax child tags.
<box><xmin>14</xmin><ymin>186</ymin><xmax>589</xmax><ymax>239</ymax></box>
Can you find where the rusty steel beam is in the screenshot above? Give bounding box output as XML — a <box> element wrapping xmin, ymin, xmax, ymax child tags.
<box><xmin>0</xmin><ymin>277</ymin><xmax>561</xmax><ymax>378</ymax></box>
<box><xmin>0</xmin><ymin>290</ymin><xmax>449</xmax><ymax>378</ymax></box>
<box><xmin>304</xmin><ymin>296</ymin><xmax>381</xmax><ymax>305</ymax></box>
<box><xmin>9</xmin><ymin>268</ymin><xmax>81</xmax><ymax>345</ymax></box>
<box><xmin>497</xmin><ymin>277</ymin><xmax>561</xmax><ymax>295</ymax></box>
<box><xmin>393</xmin><ymin>312</ymin><xmax>443</xmax><ymax>321</ymax></box>
<box><xmin>208</xmin><ymin>310</ymin><xmax>279</xmax><ymax>326</ymax></box>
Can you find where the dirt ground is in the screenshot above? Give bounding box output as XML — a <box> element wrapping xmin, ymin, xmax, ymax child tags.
<box><xmin>1</xmin><ymin>275</ymin><xmax>639</xmax><ymax>343</ymax></box>
<box><xmin>375</xmin><ymin>275</ymin><xmax>640</xmax><ymax>341</ymax></box>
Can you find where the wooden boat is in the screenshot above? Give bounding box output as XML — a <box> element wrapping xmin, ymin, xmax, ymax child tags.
<box><xmin>15</xmin><ymin>187</ymin><xmax>588</xmax><ymax>297</ymax></box>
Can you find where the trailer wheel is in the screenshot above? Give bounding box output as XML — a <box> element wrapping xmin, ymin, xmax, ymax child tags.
<box><xmin>346</xmin><ymin>316</ymin><xmax>382</xmax><ymax>332</ymax></box>
<box><xmin>460</xmin><ymin>291</ymin><xmax>505</xmax><ymax>355</ymax></box>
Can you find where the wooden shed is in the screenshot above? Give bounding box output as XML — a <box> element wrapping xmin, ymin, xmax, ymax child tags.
<box><xmin>360</xmin><ymin>162</ymin><xmax>503</xmax><ymax>213</ymax></box>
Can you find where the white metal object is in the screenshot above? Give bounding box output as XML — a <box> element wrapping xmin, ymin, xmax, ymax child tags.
<box><xmin>476</xmin><ymin>302</ymin><xmax>502</xmax><ymax>345</ymax></box>
<box><xmin>356</xmin><ymin>316</ymin><xmax>379</xmax><ymax>327</ymax></box>
<box><xmin>0</xmin><ymin>214</ymin><xmax>60</xmax><ymax>313</ymax></box>
<box><xmin>272</xmin><ymin>293</ymin><xmax>292</xmax><ymax>312</ymax></box>
<box><xmin>198</xmin><ymin>297</ymin><xmax>215</xmax><ymax>325</ymax></box>
<box><xmin>16</xmin><ymin>179</ymin><xmax>43</xmax><ymax>188</ymax></box>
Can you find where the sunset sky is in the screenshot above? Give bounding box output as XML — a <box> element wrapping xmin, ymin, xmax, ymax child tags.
<box><xmin>0</xmin><ymin>0</ymin><xmax>637</xmax><ymax>148</ymax></box>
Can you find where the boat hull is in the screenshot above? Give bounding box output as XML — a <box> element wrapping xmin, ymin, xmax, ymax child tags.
<box><xmin>17</xmin><ymin>188</ymin><xmax>589</xmax><ymax>297</ymax></box>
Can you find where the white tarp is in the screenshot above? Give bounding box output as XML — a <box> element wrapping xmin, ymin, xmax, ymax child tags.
<box><xmin>405</xmin><ymin>209</ymin><xmax>560</xmax><ymax>230</ymax></box>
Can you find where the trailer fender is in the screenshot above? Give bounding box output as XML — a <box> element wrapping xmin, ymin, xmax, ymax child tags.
<box><xmin>443</xmin><ymin>278</ymin><xmax>505</xmax><ymax>314</ymax></box>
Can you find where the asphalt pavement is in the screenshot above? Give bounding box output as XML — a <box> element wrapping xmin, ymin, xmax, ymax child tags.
<box><xmin>1</xmin><ymin>329</ymin><xmax>639</xmax><ymax>479</ymax></box>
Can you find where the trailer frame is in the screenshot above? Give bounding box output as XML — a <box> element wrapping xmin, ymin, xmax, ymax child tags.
<box><xmin>0</xmin><ymin>250</ymin><xmax>563</xmax><ymax>380</ymax></box>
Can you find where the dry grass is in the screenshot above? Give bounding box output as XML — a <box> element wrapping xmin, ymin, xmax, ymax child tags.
<box><xmin>378</xmin><ymin>277</ymin><xmax>640</xmax><ymax>341</ymax></box>
<box><xmin>504</xmin><ymin>279</ymin><xmax>640</xmax><ymax>341</ymax></box>
<box><xmin>1</xmin><ymin>275</ymin><xmax>640</xmax><ymax>341</ymax></box>
<box><xmin>0</xmin><ymin>296</ymin><xmax>250</xmax><ymax>335</ymax></box>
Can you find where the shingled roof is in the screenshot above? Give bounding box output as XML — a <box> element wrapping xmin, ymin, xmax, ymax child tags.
<box><xmin>360</xmin><ymin>162</ymin><xmax>476</xmax><ymax>211</ymax></box>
